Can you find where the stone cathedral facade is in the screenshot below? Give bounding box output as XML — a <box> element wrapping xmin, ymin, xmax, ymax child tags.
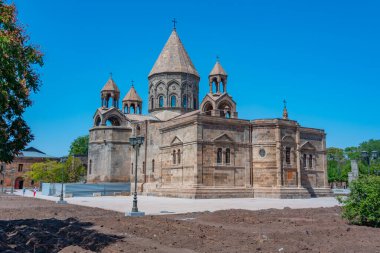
<box><xmin>87</xmin><ymin>28</ymin><xmax>331</xmax><ymax>198</ymax></box>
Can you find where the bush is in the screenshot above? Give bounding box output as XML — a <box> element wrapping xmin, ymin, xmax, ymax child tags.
<box><xmin>339</xmin><ymin>176</ymin><xmax>380</xmax><ymax>227</ymax></box>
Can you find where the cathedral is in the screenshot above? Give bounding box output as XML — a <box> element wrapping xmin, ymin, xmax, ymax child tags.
<box><xmin>87</xmin><ymin>28</ymin><xmax>331</xmax><ymax>198</ymax></box>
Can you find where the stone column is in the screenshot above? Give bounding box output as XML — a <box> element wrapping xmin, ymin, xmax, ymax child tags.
<box><xmin>275</xmin><ymin>126</ymin><xmax>282</xmax><ymax>187</ymax></box>
<box><xmin>322</xmin><ymin>133</ymin><xmax>328</xmax><ymax>187</ymax></box>
<box><xmin>296</xmin><ymin>127</ymin><xmax>301</xmax><ymax>188</ymax></box>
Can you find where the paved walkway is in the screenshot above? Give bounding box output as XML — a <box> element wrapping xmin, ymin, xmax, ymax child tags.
<box><xmin>12</xmin><ymin>189</ymin><xmax>340</xmax><ymax>215</ymax></box>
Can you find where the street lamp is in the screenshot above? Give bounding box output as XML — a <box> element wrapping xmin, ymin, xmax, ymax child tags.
<box><xmin>0</xmin><ymin>163</ymin><xmax>5</xmax><ymax>193</ymax></box>
<box><xmin>126</xmin><ymin>135</ymin><xmax>145</xmax><ymax>217</ymax></box>
<box><xmin>57</xmin><ymin>157</ymin><xmax>67</xmax><ymax>204</ymax></box>
<box><xmin>10</xmin><ymin>168</ymin><xmax>15</xmax><ymax>194</ymax></box>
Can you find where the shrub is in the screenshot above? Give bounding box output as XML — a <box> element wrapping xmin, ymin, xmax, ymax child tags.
<box><xmin>339</xmin><ymin>176</ymin><xmax>380</xmax><ymax>227</ymax></box>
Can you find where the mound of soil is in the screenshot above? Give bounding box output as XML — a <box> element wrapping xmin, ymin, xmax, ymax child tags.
<box><xmin>0</xmin><ymin>217</ymin><xmax>121</xmax><ymax>253</ymax></box>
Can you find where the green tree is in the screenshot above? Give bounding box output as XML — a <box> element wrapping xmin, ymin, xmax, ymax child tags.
<box><xmin>339</xmin><ymin>176</ymin><xmax>380</xmax><ymax>227</ymax></box>
<box><xmin>0</xmin><ymin>1</ymin><xmax>43</xmax><ymax>163</ymax></box>
<box><xmin>69</xmin><ymin>135</ymin><xmax>89</xmax><ymax>155</ymax></box>
<box><xmin>26</xmin><ymin>157</ymin><xmax>86</xmax><ymax>183</ymax></box>
<box><xmin>26</xmin><ymin>160</ymin><xmax>64</xmax><ymax>183</ymax></box>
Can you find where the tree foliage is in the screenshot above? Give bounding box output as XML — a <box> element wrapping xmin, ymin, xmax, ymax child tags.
<box><xmin>327</xmin><ymin>140</ymin><xmax>380</xmax><ymax>183</ymax></box>
<box><xmin>69</xmin><ymin>135</ymin><xmax>89</xmax><ymax>156</ymax></box>
<box><xmin>0</xmin><ymin>1</ymin><xmax>43</xmax><ymax>163</ymax></box>
<box><xmin>339</xmin><ymin>176</ymin><xmax>380</xmax><ymax>227</ymax></box>
<box><xmin>26</xmin><ymin>157</ymin><xmax>86</xmax><ymax>183</ymax></box>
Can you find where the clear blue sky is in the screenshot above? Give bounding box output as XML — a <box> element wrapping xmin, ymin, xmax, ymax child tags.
<box><xmin>11</xmin><ymin>0</ymin><xmax>380</xmax><ymax>157</ymax></box>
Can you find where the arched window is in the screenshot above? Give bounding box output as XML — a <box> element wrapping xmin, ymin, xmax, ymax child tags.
<box><xmin>203</xmin><ymin>103</ymin><xmax>213</xmax><ymax>115</ymax></box>
<box><xmin>170</xmin><ymin>95</ymin><xmax>176</xmax><ymax>107</ymax></box>
<box><xmin>177</xmin><ymin>149</ymin><xmax>181</xmax><ymax>164</ymax></box>
<box><xmin>130</xmin><ymin>104</ymin><xmax>135</xmax><ymax>114</ymax></box>
<box><xmin>95</xmin><ymin>116</ymin><xmax>101</xmax><ymax>126</ymax></box>
<box><xmin>225</xmin><ymin>148</ymin><xmax>230</xmax><ymax>164</ymax></box>
<box><xmin>159</xmin><ymin>96</ymin><xmax>164</xmax><ymax>108</ymax></box>
<box><xmin>123</xmin><ymin>106</ymin><xmax>128</xmax><ymax>114</ymax></box>
<box><xmin>285</xmin><ymin>147</ymin><xmax>291</xmax><ymax>164</ymax></box>
<box><xmin>182</xmin><ymin>95</ymin><xmax>187</xmax><ymax>108</ymax></box>
<box><xmin>173</xmin><ymin>150</ymin><xmax>176</xmax><ymax>164</ymax></box>
<box><xmin>226</xmin><ymin>111</ymin><xmax>231</xmax><ymax>118</ymax></box>
<box><xmin>152</xmin><ymin>159</ymin><xmax>155</xmax><ymax>172</ymax></box>
<box><xmin>136</xmin><ymin>125</ymin><xmax>141</xmax><ymax>136</ymax></box>
<box><xmin>303</xmin><ymin>154</ymin><xmax>307</xmax><ymax>168</ymax></box>
<box><xmin>105</xmin><ymin>116</ymin><xmax>121</xmax><ymax>126</ymax></box>
<box><xmin>217</xmin><ymin>148</ymin><xmax>222</xmax><ymax>164</ymax></box>
<box><xmin>151</xmin><ymin>97</ymin><xmax>154</xmax><ymax>109</ymax></box>
<box><xmin>193</xmin><ymin>98</ymin><xmax>197</xmax><ymax>109</ymax></box>
<box><xmin>309</xmin><ymin>154</ymin><xmax>313</xmax><ymax>169</ymax></box>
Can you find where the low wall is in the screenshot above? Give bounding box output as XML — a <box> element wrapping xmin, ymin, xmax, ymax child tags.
<box><xmin>41</xmin><ymin>183</ymin><xmax>130</xmax><ymax>197</ymax></box>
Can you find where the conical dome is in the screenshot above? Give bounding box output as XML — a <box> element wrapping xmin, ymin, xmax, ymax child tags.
<box><xmin>149</xmin><ymin>30</ymin><xmax>199</xmax><ymax>77</ymax></box>
<box><xmin>101</xmin><ymin>77</ymin><xmax>120</xmax><ymax>93</ymax></box>
<box><xmin>123</xmin><ymin>85</ymin><xmax>142</xmax><ymax>102</ymax></box>
<box><xmin>209</xmin><ymin>61</ymin><xmax>227</xmax><ymax>76</ymax></box>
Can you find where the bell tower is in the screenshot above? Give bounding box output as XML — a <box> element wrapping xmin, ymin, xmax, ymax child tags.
<box><xmin>101</xmin><ymin>74</ymin><xmax>120</xmax><ymax>108</ymax></box>
<box><xmin>209</xmin><ymin>58</ymin><xmax>228</xmax><ymax>94</ymax></box>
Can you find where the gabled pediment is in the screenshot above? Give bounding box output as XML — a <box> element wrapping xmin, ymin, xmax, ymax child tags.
<box><xmin>282</xmin><ymin>135</ymin><xmax>295</xmax><ymax>143</ymax></box>
<box><xmin>300</xmin><ymin>141</ymin><xmax>316</xmax><ymax>151</ymax></box>
<box><xmin>213</xmin><ymin>133</ymin><xmax>234</xmax><ymax>142</ymax></box>
<box><xmin>171</xmin><ymin>136</ymin><xmax>183</xmax><ymax>145</ymax></box>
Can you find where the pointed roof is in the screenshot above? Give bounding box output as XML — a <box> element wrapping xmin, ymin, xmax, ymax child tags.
<box><xmin>101</xmin><ymin>77</ymin><xmax>120</xmax><ymax>93</ymax></box>
<box><xmin>123</xmin><ymin>85</ymin><xmax>142</xmax><ymax>102</ymax></box>
<box><xmin>149</xmin><ymin>30</ymin><xmax>199</xmax><ymax>78</ymax></box>
<box><xmin>209</xmin><ymin>61</ymin><xmax>227</xmax><ymax>76</ymax></box>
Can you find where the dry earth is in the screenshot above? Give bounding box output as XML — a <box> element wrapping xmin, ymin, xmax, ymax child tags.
<box><xmin>0</xmin><ymin>194</ymin><xmax>379</xmax><ymax>253</ymax></box>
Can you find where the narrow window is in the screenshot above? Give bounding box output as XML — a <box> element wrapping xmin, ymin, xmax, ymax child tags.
<box><xmin>89</xmin><ymin>160</ymin><xmax>92</xmax><ymax>174</ymax></box>
<box><xmin>171</xmin><ymin>95</ymin><xmax>176</xmax><ymax>107</ymax></box>
<box><xmin>131</xmin><ymin>163</ymin><xmax>134</xmax><ymax>174</ymax></box>
<box><xmin>226</xmin><ymin>111</ymin><xmax>231</xmax><ymax>119</ymax></box>
<box><xmin>177</xmin><ymin>149</ymin><xmax>181</xmax><ymax>164</ymax></box>
<box><xmin>18</xmin><ymin>164</ymin><xmax>23</xmax><ymax>172</ymax></box>
<box><xmin>225</xmin><ymin>148</ymin><xmax>230</xmax><ymax>164</ymax></box>
<box><xmin>182</xmin><ymin>95</ymin><xmax>187</xmax><ymax>108</ymax></box>
<box><xmin>152</xmin><ymin>159</ymin><xmax>155</xmax><ymax>172</ymax></box>
<box><xmin>142</xmin><ymin>161</ymin><xmax>145</xmax><ymax>174</ymax></box>
<box><xmin>151</xmin><ymin>97</ymin><xmax>154</xmax><ymax>109</ymax></box>
<box><xmin>309</xmin><ymin>154</ymin><xmax>313</xmax><ymax>169</ymax></box>
<box><xmin>303</xmin><ymin>154</ymin><xmax>307</xmax><ymax>168</ymax></box>
<box><xmin>159</xmin><ymin>96</ymin><xmax>164</xmax><ymax>108</ymax></box>
<box><xmin>285</xmin><ymin>147</ymin><xmax>291</xmax><ymax>164</ymax></box>
<box><xmin>31</xmin><ymin>180</ymin><xmax>34</xmax><ymax>185</ymax></box>
<box><xmin>193</xmin><ymin>98</ymin><xmax>197</xmax><ymax>109</ymax></box>
<box><xmin>173</xmin><ymin>150</ymin><xmax>176</xmax><ymax>164</ymax></box>
<box><xmin>217</xmin><ymin>148</ymin><xmax>222</xmax><ymax>164</ymax></box>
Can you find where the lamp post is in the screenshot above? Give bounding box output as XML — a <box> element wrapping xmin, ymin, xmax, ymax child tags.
<box><xmin>0</xmin><ymin>163</ymin><xmax>5</xmax><ymax>193</ymax></box>
<box><xmin>10</xmin><ymin>168</ymin><xmax>15</xmax><ymax>194</ymax></box>
<box><xmin>126</xmin><ymin>136</ymin><xmax>145</xmax><ymax>217</ymax></box>
<box><xmin>57</xmin><ymin>157</ymin><xmax>67</xmax><ymax>204</ymax></box>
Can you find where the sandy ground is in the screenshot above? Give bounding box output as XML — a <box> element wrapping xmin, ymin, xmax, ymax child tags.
<box><xmin>14</xmin><ymin>189</ymin><xmax>340</xmax><ymax>215</ymax></box>
<box><xmin>1</xmin><ymin>193</ymin><xmax>380</xmax><ymax>253</ymax></box>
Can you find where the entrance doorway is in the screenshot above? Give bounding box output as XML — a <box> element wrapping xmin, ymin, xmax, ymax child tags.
<box><xmin>15</xmin><ymin>177</ymin><xmax>24</xmax><ymax>189</ymax></box>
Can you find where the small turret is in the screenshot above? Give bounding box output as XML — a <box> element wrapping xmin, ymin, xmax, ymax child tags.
<box><xmin>122</xmin><ymin>82</ymin><xmax>143</xmax><ymax>114</ymax></box>
<box><xmin>209</xmin><ymin>58</ymin><xmax>228</xmax><ymax>94</ymax></box>
<box><xmin>283</xmin><ymin>99</ymin><xmax>288</xmax><ymax>120</ymax></box>
<box><xmin>101</xmin><ymin>74</ymin><xmax>120</xmax><ymax>108</ymax></box>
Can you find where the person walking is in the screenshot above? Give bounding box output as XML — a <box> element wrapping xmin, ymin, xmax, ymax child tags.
<box><xmin>33</xmin><ymin>186</ymin><xmax>37</xmax><ymax>197</ymax></box>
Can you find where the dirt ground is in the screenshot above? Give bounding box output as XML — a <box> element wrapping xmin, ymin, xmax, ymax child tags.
<box><xmin>0</xmin><ymin>194</ymin><xmax>379</xmax><ymax>253</ymax></box>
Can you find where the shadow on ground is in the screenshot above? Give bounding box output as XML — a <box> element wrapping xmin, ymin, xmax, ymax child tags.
<box><xmin>0</xmin><ymin>218</ymin><xmax>123</xmax><ymax>253</ymax></box>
